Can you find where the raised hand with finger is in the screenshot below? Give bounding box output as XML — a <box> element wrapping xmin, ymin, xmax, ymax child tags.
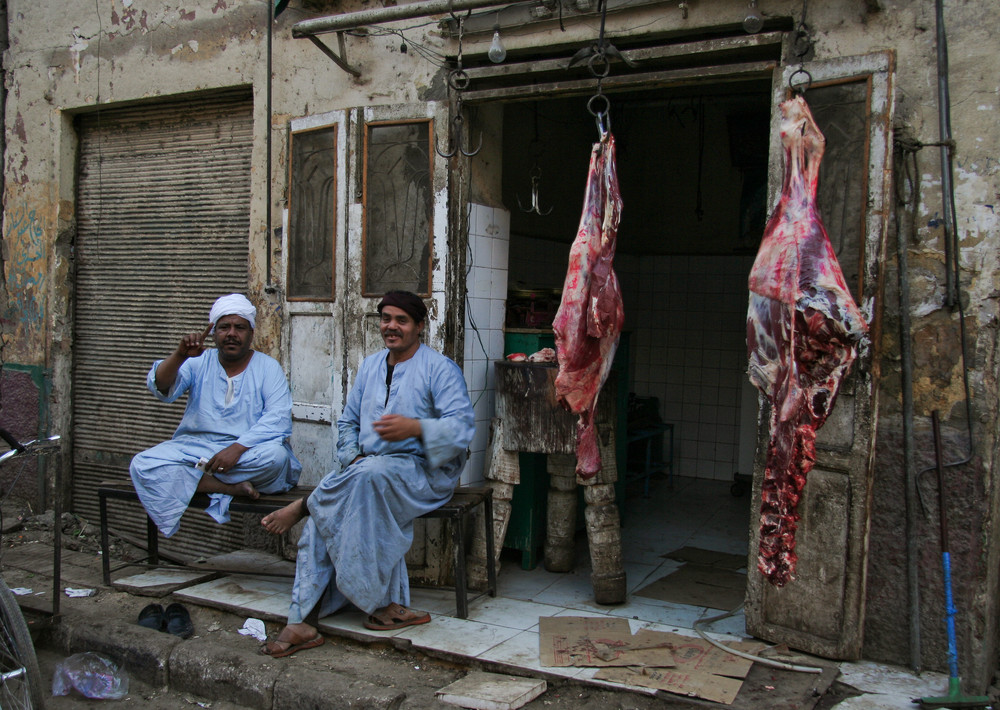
<box><xmin>175</xmin><ymin>324</ymin><xmax>214</xmax><ymax>359</ymax></box>
<box><xmin>154</xmin><ymin>324</ymin><xmax>213</xmax><ymax>395</ymax></box>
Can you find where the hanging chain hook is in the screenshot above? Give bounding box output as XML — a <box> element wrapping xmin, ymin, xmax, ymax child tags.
<box><xmin>788</xmin><ymin>0</ymin><xmax>813</xmax><ymax>94</ymax></box>
<box><xmin>437</xmin><ymin>10</ymin><xmax>482</xmax><ymax>159</ymax></box>
<box><xmin>517</xmin><ymin>166</ymin><xmax>554</xmax><ymax>215</ymax></box>
<box><xmin>789</xmin><ymin>67</ymin><xmax>813</xmax><ymax>94</ymax></box>
<box><xmin>587</xmin><ymin>93</ymin><xmax>611</xmax><ymax>138</ymax></box>
<box><xmin>566</xmin><ymin>0</ymin><xmax>621</xmax><ymax>140</ymax></box>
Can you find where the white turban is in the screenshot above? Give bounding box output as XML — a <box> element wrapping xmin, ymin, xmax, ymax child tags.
<box><xmin>208</xmin><ymin>294</ymin><xmax>256</xmax><ymax>331</ymax></box>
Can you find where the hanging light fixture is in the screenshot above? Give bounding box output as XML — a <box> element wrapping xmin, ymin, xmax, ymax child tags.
<box><xmin>743</xmin><ymin>0</ymin><xmax>764</xmax><ymax>33</ymax></box>
<box><xmin>488</xmin><ymin>15</ymin><xmax>506</xmax><ymax>63</ymax></box>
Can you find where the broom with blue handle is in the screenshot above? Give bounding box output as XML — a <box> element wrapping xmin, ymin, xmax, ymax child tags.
<box><xmin>917</xmin><ymin>412</ymin><xmax>991</xmax><ymax>709</ymax></box>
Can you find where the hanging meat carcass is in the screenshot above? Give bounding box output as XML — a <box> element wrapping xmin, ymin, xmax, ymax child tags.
<box><xmin>746</xmin><ymin>95</ymin><xmax>867</xmax><ymax>587</ymax></box>
<box><xmin>553</xmin><ymin>132</ymin><xmax>624</xmax><ymax>478</ymax></box>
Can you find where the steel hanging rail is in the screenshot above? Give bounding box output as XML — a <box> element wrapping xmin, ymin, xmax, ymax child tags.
<box><xmin>291</xmin><ymin>0</ymin><xmax>512</xmax><ymax>37</ymax></box>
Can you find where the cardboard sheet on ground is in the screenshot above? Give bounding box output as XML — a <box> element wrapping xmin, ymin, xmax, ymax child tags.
<box><xmin>662</xmin><ymin>546</ymin><xmax>747</xmax><ymax>570</ymax></box>
<box><xmin>635</xmin><ymin>563</ymin><xmax>746</xmax><ymax>611</ymax></box>
<box><xmin>538</xmin><ymin>615</ymin><xmax>768</xmax><ymax>704</ymax></box>
<box><xmin>538</xmin><ymin>616</ymin><xmax>675</xmax><ymax>668</ymax></box>
<box><xmin>596</xmin><ymin>666</ymin><xmax>744</xmax><ymax>704</ymax></box>
<box><xmin>595</xmin><ymin>636</ymin><xmax>768</xmax><ymax>704</ymax></box>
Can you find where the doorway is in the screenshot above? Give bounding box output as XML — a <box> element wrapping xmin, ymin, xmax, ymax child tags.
<box><xmin>486</xmin><ymin>81</ymin><xmax>773</xmax><ymax>619</ymax></box>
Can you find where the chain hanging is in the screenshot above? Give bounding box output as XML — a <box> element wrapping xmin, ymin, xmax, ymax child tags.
<box><xmin>567</xmin><ymin>0</ymin><xmax>635</xmax><ymax>139</ymax></box>
<box><xmin>436</xmin><ymin>10</ymin><xmax>482</xmax><ymax>159</ymax></box>
<box><xmin>788</xmin><ymin>0</ymin><xmax>814</xmax><ymax>93</ymax></box>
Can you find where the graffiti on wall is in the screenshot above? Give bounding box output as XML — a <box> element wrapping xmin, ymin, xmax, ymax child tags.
<box><xmin>3</xmin><ymin>202</ymin><xmax>48</xmax><ymax>333</ymax></box>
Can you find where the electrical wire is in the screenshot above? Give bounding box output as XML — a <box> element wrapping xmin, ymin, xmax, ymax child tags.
<box><xmin>693</xmin><ymin>604</ymin><xmax>824</xmax><ymax>674</ymax></box>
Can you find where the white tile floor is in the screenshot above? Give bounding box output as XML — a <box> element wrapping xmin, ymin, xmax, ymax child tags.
<box><xmin>171</xmin><ymin>474</ymin><xmax>955</xmax><ymax>707</ymax></box>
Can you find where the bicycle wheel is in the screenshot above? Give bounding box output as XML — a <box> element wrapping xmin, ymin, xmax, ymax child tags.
<box><xmin>0</xmin><ymin>577</ymin><xmax>44</xmax><ymax>709</ymax></box>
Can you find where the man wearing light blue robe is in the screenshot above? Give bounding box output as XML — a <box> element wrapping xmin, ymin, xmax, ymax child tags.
<box><xmin>261</xmin><ymin>291</ymin><xmax>474</xmax><ymax>657</ymax></box>
<box><xmin>130</xmin><ymin>294</ymin><xmax>301</xmax><ymax>537</ymax></box>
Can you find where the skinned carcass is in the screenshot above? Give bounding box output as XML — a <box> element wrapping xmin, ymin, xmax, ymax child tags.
<box><xmin>553</xmin><ymin>132</ymin><xmax>624</xmax><ymax>478</ymax></box>
<box><xmin>746</xmin><ymin>95</ymin><xmax>867</xmax><ymax>586</ymax></box>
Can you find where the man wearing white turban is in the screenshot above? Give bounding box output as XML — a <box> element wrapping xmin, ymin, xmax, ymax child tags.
<box><xmin>130</xmin><ymin>293</ymin><xmax>301</xmax><ymax>537</ymax></box>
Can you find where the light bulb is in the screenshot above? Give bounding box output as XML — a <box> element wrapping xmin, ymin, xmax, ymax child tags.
<box><xmin>488</xmin><ymin>25</ymin><xmax>507</xmax><ymax>63</ymax></box>
<box><xmin>743</xmin><ymin>0</ymin><xmax>763</xmax><ymax>33</ymax></box>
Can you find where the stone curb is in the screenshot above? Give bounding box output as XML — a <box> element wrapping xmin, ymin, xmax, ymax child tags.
<box><xmin>169</xmin><ymin>636</ymin><xmax>279</xmax><ymax>708</ymax></box>
<box><xmin>46</xmin><ymin>614</ymin><xmax>182</xmax><ymax>688</ymax></box>
<box><xmin>42</xmin><ymin>613</ymin><xmax>407</xmax><ymax>709</ymax></box>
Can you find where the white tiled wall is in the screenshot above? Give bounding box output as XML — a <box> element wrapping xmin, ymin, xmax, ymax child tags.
<box><xmin>619</xmin><ymin>253</ymin><xmax>756</xmax><ymax>481</ymax></box>
<box><xmin>510</xmin><ymin>236</ymin><xmax>754</xmax><ymax>482</ymax></box>
<box><xmin>462</xmin><ymin>203</ymin><xmax>510</xmax><ymax>484</ymax></box>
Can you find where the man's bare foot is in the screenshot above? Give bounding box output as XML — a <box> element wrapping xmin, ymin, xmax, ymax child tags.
<box><xmin>233</xmin><ymin>481</ymin><xmax>259</xmax><ymax>499</ymax></box>
<box><xmin>262</xmin><ymin>497</ymin><xmax>307</xmax><ymax>535</ymax></box>
<box><xmin>197</xmin><ymin>475</ymin><xmax>259</xmax><ymax>498</ymax></box>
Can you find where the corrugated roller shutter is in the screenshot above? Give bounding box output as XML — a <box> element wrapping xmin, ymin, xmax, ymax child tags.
<box><xmin>73</xmin><ymin>90</ymin><xmax>254</xmax><ymax>561</ymax></box>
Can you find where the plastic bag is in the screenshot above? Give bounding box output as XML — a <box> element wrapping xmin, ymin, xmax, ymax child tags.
<box><xmin>51</xmin><ymin>652</ymin><xmax>130</xmax><ymax>700</ymax></box>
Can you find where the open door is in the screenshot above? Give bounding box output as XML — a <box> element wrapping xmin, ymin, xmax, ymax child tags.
<box><xmin>339</xmin><ymin>102</ymin><xmax>454</xmax><ymax>394</ymax></box>
<box><xmin>283</xmin><ymin>102</ymin><xmax>451</xmax><ymax>485</ymax></box>
<box><xmin>744</xmin><ymin>51</ymin><xmax>894</xmax><ymax>660</ymax></box>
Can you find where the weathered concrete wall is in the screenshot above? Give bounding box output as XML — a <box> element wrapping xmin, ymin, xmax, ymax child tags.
<box><xmin>4</xmin><ymin>0</ymin><xmax>999</xmax><ymax>685</ymax></box>
<box><xmin>0</xmin><ymin>366</ymin><xmax>44</xmax><ymax>507</ymax></box>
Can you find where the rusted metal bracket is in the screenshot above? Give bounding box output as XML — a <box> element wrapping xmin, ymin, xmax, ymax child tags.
<box><xmin>306</xmin><ymin>32</ymin><xmax>362</xmax><ymax>78</ymax></box>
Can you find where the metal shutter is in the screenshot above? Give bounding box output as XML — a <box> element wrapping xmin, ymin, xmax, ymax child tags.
<box><xmin>73</xmin><ymin>90</ymin><xmax>254</xmax><ymax>561</ymax></box>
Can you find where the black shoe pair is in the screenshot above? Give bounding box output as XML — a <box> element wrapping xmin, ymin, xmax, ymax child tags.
<box><xmin>137</xmin><ymin>602</ymin><xmax>194</xmax><ymax>639</ymax></box>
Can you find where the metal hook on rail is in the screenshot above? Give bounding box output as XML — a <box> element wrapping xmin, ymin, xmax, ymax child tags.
<box><xmin>587</xmin><ymin>93</ymin><xmax>611</xmax><ymax>140</ymax></box>
<box><xmin>517</xmin><ymin>166</ymin><xmax>554</xmax><ymax>215</ymax></box>
<box><xmin>436</xmin><ymin>110</ymin><xmax>483</xmax><ymax>158</ymax></box>
<box><xmin>789</xmin><ymin>66</ymin><xmax>812</xmax><ymax>94</ymax></box>
<box><xmin>436</xmin><ymin>9</ymin><xmax>481</xmax><ymax>158</ymax></box>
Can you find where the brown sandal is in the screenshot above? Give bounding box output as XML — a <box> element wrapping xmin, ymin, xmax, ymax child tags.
<box><xmin>363</xmin><ymin>603</ymin><xmax>431</xmax><ymax>631</ymax></box>
<box><xmin>261</xmin><ymin>631</ymin><xmax>325</xmax><ymax>658</ymax></box>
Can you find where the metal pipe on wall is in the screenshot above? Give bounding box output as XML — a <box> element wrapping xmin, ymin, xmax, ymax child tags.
<box><xmin>266</xmin><ymin>0</ymin><xmax>274</xmax><ymax>287</ymax></box>
<box><xmin>291</xmin><ymin>0</ymin><xmax>510</xmax><ymax>37</ymax></box>
<box><xmin>894</xmin><ymin>137</ymin><xmax>920</xmax><ymax>672</ymax></box>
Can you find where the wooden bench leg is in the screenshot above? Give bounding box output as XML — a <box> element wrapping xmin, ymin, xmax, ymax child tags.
<box><xmin>483</xmin><ymin>492</ymin><xmax>497</xmax><ymax>598</ymax></box>
<box><xmin>147</xmin><ymin>515</ymin><xmax>159</xmax><ymax>565</ymax></box>
<box><xmin>100</xmin><ymin>489</ymin><xmax>111</xmax><ymax>585</ymax></box>
<box><xmin>451</xmin><ymin>513</ymin><xmax>468</xmax><ymax>619</ymax></box>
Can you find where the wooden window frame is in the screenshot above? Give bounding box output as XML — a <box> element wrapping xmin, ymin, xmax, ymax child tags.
<box><xmin>287</xmin><ymin>123</ymin><xmax>338</xmax><ymax>302</ymax></box>
<box><xmin>361</xmin><ymin>118</ymin><xmax>434</xmax><ymax>298</ymax></box>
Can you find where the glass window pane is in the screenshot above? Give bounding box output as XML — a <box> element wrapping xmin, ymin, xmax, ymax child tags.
<box><xmin>363</xmin><ymin>120</ymin><xmax>432</xmax><ymax>296</ymax></box>
<box><xmin>808</xmin><ymin>81</ymin><xmax>869</xmax><ymax>302</ymax></box>
<box><xmin>288</xmin><ymin>125</ymin><xmax>336</xmax><ymax>300</ymax></box>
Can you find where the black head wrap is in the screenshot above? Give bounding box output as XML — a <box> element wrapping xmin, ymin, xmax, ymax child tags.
<box><xmin>377</xmin><ymin>291</ymin><xmax>427</xmax><ymax>323</ymax></box>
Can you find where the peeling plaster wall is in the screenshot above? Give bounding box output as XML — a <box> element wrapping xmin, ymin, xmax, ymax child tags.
<box><xmin>4</xmin><ymin>0</ymin><xmax>1000</xmax><ymax>685</ymax></box>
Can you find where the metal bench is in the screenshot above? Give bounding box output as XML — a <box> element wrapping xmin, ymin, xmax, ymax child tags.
<box><xmin>98</xmin><ymin>481</ymin><xmax>496</xmax><ymax>619</ymax></box>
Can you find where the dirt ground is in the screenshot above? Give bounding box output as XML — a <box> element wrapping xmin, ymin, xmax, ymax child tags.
<box><xmin>3</xmin><ymin>501</ymin><xmax>707</xmax><ymax>709</ymax></box>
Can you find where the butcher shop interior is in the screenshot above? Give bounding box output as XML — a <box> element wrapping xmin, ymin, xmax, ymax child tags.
<box><xmin>478</xmin><ymin>80</ymin><xmax>775</xmax><ymax>611</ymax></box>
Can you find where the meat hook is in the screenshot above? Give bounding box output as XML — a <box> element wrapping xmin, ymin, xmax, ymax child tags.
<box><xmin>436</xmin><ymin>110</ymin><xmax>482</xmax><ymax>158</ymax></box>
<box><xmin>436</xmin><ymin>8</ymin><xmax>481</xmax><ymax>159</ymax></box>
<box><xmin>517</xmin><ymin>166</ymin><xmax>554</xmax><ymax>215</ymax></box>
<box><xmin>789</xmin><ymin>66</ymin><xmax>812</xmax><ymax>94</ymax></box>
<box><xmin>587</xmin><ymin>93</ymin><xmax>611</xmax><ymax>139</ymax></box>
